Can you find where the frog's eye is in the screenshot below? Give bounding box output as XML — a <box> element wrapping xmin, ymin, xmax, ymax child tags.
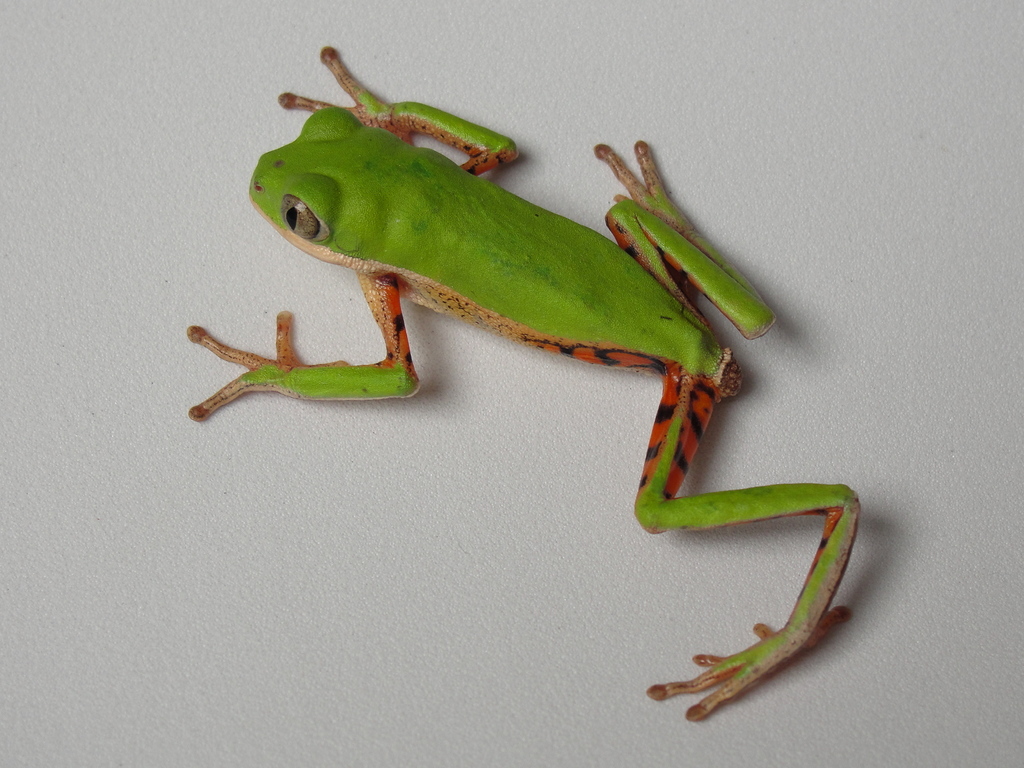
<box><xmin>281</xmin><ymin>194</ymin><xmax>329</xmax><ymax>242</ymax></box>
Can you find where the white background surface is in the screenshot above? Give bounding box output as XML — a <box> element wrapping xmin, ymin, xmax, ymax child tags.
<box><xmin>2</xmin><ymin>1</ymin><xmax>1022</xmax><ymax>765</ymax></box>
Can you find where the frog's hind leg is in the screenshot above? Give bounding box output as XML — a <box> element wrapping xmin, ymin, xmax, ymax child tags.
<box><xmin>637</xmin><ymin>362</ymin><xmax>858</xmax><ymax>720</ymax></box>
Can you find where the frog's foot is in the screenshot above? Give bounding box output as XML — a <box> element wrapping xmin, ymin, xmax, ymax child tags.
<box><xmin>648</xmin><ymin>606</ymin><xmax>851</xmax><ymax>721</ymax></box>
<box><xmin>594</xmin><ymin>141</ymin><xmax>697</xmax><ymax>236</ymax></box>
<box><xmin>187</xmin><ymin>312</ymin><xmax>348</xmax><ymax>421</ymax></box>
<box><xmin>279</xmin><ymin>47</ymin><xmax>393</xmax><ymax>128</ymax></box>
<box><xmin>595</xmin><ymin>142</ymin><xmax>662</xmax><ymax>206</ymax></box>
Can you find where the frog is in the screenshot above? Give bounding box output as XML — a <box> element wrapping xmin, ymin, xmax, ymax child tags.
<box><xmin>187</xmin><ymin>47</ymin><xmax>859</xmax><ymax>721</ymax></box>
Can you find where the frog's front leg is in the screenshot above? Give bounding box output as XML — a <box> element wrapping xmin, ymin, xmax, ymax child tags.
<box><xmin>638</xmin><ymin>363</ymin><xmax>858</xmax><ymax>720</ymax></box>
<box><xmin>279</xmin><ymin>47</ymin><xmax>517</xmax><ymax>175</ymax></box>
<box><xmin>187</xmin><ymin>273</ymin><xmax>418</xmax><ymax>421</ymax></box>
<box><xmin>596</xmin><ymin>143</ymin><xmax>775</xmax><ymax>339</ymax></box>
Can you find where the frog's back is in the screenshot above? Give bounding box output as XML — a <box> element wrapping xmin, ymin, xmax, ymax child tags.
<box><xmin>319</xmin><ymin>127</ymin><xmax>724</xmax><ymax>376</ymax></box>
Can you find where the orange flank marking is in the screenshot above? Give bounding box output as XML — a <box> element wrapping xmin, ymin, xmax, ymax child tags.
<box><xmin>570</xmin><ymin>347</ymin><xmax>605</xmax><ymax>365</ymax></box>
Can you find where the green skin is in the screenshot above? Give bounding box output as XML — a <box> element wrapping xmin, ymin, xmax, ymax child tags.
<box><xmin>188</xmin><ymin>48</ymin><xmax>859</xmax><ymax>721</ymax></box>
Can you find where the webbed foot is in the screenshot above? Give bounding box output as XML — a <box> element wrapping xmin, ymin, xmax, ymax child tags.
<box><xmin>648</xmin><ymin>606</ymin><xmax>851</xmax><ymax>720</ymax></box>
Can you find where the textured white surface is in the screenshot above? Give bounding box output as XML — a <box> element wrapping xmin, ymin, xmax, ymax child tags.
<box><xmin>2</xmin><ymin>1</ymin><xmax>1022</xmax><ymax>765</ymax></box>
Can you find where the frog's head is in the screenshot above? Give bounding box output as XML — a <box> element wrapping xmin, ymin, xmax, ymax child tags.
<box><xmin>249</xmin><ymin>108</ymin><xmax>371</xmax><ymax>265</ymax></box>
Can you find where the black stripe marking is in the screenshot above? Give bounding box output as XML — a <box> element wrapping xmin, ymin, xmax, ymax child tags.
<box><xmin>654</xmin><ymin>402</ymin><xmax>675</xmax><ymax>423</ymax></box>
<box><xmin>688</xmin><ymin>409</ymin><xmax>705</xmax><ymax>440</ymax></box>
<box><xmin>671</xmin><ymin>440</ymin><xmax>689</xmax><ymax>476</ymax></box>
<box><xmin>693</xmin><ymin>381</ymin><xmax>716</xmax><ymax>398</ymax></box>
